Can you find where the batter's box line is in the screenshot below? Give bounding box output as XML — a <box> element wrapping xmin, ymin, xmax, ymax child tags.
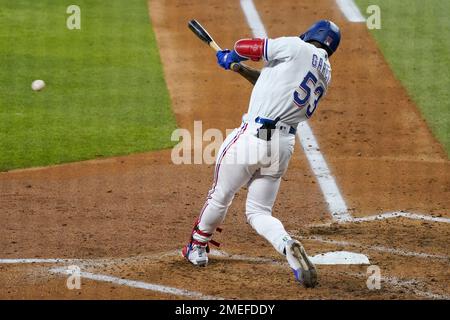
<box><xmin>291</xmin><ymin>234</ymin><xmax>450</xmax><ymax>261</ymax></box>
<box><xmin>49</xmin><ymin>267</ymin><xmax>224</xmax><ymax>300</ymax></box>
<box><xmin>311</xmin><ymin>211</ymin><xmax>450</xmax><ymax>228</ymax></box>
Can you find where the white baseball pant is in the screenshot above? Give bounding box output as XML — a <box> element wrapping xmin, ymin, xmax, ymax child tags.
<box><xmin>195</xmin><ymin>120</ymin><xmax>295</xmax><ymax>255</ymax></box>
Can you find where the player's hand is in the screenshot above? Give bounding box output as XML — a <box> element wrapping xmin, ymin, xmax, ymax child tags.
<box><xmin>216</xmin><ymin>49</ymin><xmax>247</xmax><ymax>70</ymax></box>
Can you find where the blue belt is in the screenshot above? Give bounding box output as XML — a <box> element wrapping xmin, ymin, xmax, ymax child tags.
<box><xmin>255</xmin><ymin>117</ymin><xmax>297</xmax><ymax>135</ymax></box>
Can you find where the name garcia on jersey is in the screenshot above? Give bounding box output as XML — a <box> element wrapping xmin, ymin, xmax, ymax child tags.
<box><xmin>312</xmin><ymin>53</ymin><xmax>331</xmax><ymax>85</ymax></box>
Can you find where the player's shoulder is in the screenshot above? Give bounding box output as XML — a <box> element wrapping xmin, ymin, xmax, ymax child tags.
<box><xmin>267</xmin><ymin>36</ymin><xmax>304</xmax><ymax>55</ymax></box>
<box><xmin>270</xmin><ymin>36</ymin><xmax>302</xmax><ymax>42</ymax></box>
<box><xmin>269</xmin><ymin>36</ymin><xmax>303</xmax><ymax>47</ymax></box>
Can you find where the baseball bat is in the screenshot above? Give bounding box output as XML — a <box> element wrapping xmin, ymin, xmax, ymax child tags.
<box><xmin>188</xmin><ymin>19</ymin><xmax>260</xmax><ymax>84</ymax></box>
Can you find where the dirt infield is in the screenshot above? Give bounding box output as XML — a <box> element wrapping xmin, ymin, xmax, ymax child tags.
<box><xmin>0</xmin><ymin>0</ymin><xmax>448</xmax><ymax>299</ymax></box>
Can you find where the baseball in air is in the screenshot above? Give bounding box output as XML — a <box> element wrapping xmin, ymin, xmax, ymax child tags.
<box><xmin>31</xmin><ymin>80</ymin><xmax>46</xmax><ymax>91</ymax></box>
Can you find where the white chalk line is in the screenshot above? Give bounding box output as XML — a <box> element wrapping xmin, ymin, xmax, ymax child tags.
<box><xmin>0</xmin><ymin>258</ymin><xmax>75</xmax><ymax>264</ymax></box>
<box><xmin>336</xmin><ymin>0</ymin><xmax>366</xmax><ymax>22</ymax></box>
<box><xmin>239</xmin><ymin>0</ymin><xmax>267</xmax><ymax>39</ymax></box>
<box><xmin>310</xmin><ymin>211</ymin><xmax>450</xmax><ymax>227</ymax></box>
<box><xmin>332</xmin><ymin>154</ymin><xmax>449</xmax><ymax>164</ymax></box>
<box><xmin>294</xmin><ymin>235</ymin><xmax>449</xmax><ymax>261</ymax></box>
<box><xmin>49</xmin><ymin>267</ymin><xmax>224</xmax><ymax>300</ymax></box>
<box><xmin>352</xmin><ymin>211</ymin><xmax>450</xmax><ymax>224</ymax></box>
<box><xmin>297</xmin><ymin>123</ymin><xmax>351</xmax><ymax>221</ymax></box>
<box><xmin>0</xmin><ymin>250</ymin><xmax>182</xmax><ymax>266</ymax></box>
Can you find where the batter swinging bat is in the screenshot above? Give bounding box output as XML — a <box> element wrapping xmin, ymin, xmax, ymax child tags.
<box><xmin>188</xmin><ymin>19</ymin><xmax>261</xmax><ymax>85</ymax></box>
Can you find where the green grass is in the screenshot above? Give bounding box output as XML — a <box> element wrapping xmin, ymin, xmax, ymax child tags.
<box><xmin>0</xmin><ymin>0</ymin><xmax>177</xmax><ymax>171</ymax></box>
<box><xmin>355</xmin><ymin>0</ymin><xmax>450</xmax><ymax>156</ymax></box>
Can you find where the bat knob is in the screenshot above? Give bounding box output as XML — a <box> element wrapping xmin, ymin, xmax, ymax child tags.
<box><xmin>231</xmin><ymin>63</ymin><xmax>241</xmax><ymax>72</ymax></box>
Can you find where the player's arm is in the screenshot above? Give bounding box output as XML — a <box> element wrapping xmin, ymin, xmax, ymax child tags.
<box><xmin>231</xmin><ymin>37</ymin><xmax>303</xmax><ymax>84</ymax></box>
<box><xmin>216</xmin><ymin>36</ymin><xmax>299</xmax><ymax>71</ymax></box>
<box><xmin>216</xmin><ymin>38</ymin><xmax>265</xmax><ymax>84</ymax></box>
<box><xmin>234</xmin><ymin>38</ymin><xmax>265</xmax><ymax>61</ymax></box>
<box><xmin>216</xmin><ymin>38</ymin><xmax>265</xmax><ymax>68</ymax></box>
<box><xmin>232</xmin><ymin>63</ymin><xmax>261</xmax><ymax>85</ymax></box>
<box><xmin>233</xmin><ymin>37</ymin><xmax>301</xmax><ymax>62</ymax></box>
<box><xmin>264</xmin><ymin>37</ymin><xmax>304</xmax><ymax>61</ymax></box>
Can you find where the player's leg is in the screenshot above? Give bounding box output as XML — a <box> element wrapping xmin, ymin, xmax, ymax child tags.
<box><xmin>245</xmin><ymin>173</ymin><xmax>291</xmax><ymax>254</ymax></box>
<box><xmin>197</xmin><ymin>125</ymin><xmax>255</xmax><ymax>234</ymax></box>
<box><xmin>245</xmin><ymin>130</ymin><xmax>294</xmax><ymax>254</ymax></box>
<box><xmin>245</xmin><ymin>173</ymin><xmax>317</xmax><ymax>288</ymax></box>
<box><xmin>246</xmin><ymin>132</ymin><xmax>317</xmax><ymax>287</ymax></box>
<box><xmin>183</xmin><ymin>124</ymin><xmax>257</xmax><ymax>265</ymax></box>
<box><xmin>196</xmin><ymin>152</ymin><xmax>254</xmax><ymax>238</ymax></box>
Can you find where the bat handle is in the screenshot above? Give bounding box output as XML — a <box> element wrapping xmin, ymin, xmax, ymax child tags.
<box><xmin>211</xmin><ymin>41</ymin><xmax>240</xmax><ymax>72</ymax></box>
<box><xmin>210</xmin><ymin>41</ymin><xmax>222</xmax><ymax>52</ymax></box>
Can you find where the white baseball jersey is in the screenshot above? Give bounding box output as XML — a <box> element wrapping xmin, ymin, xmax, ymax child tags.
<box><xmin>246</xmin><ymin>37</ymin><xmax>332</xmax><ymax>127</ymax></box>
<box><xmin>191</xmin><ymin>37</ymin><xmax>336</xmax><ymax>267</ymax></box>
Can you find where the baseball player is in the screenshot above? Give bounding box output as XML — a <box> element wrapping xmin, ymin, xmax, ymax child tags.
<box><xmin>182</xmin><ymin>20</ymin><xmax>341</xmax><ymax>288</ymax></box>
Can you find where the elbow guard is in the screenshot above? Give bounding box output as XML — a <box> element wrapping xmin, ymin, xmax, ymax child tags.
<box><xmin>234</xmin><ymin>38</ymin><xmax>265</xmax><ymax>61</ymax></box>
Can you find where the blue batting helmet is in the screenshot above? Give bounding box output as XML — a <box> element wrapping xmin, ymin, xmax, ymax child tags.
<box><xmin>300</xmin><ymin>20</ymin><xmax>341</xmax><ymax>56</ymax></box>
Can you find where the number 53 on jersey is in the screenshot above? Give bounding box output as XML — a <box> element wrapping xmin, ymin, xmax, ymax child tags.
<box><xmin>293</xmin><ymin>71</ymin><xmax>325</xmax><ymax>119</ymax></box>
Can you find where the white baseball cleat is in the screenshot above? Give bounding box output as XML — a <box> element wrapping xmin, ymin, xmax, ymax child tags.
<box><xmin>285</xmin><ymin>240</ymin><xmax>318</xmax><ymax>288</ymax></box>
<box><xmin>182</xmin><ymin>242</ymin><xmax>208</xmax><ymax>267</ymax></box>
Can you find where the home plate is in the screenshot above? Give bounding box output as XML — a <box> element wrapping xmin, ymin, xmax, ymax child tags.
<box><xmin>209</xmin><ymin>249</ymin><xmax>369</xmax><ymax>265</ymax></box>
<box><xmin>310</xmin><ymin>251</ymin><xmax>370</xmax><ymax>265</ymax></box>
